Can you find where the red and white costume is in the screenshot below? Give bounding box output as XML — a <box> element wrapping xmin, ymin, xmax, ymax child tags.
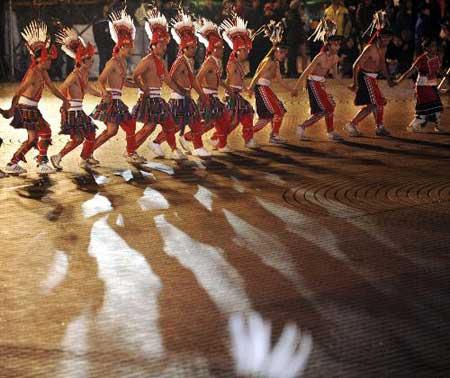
<box><xmin>9</xmin><ymin>20</ymin><xmax>57</xmax><ymax>166</ymax></box>
<box><xmin>185</xmin><ymin>18</ymin><xmax>232</xmax><ymax>149</ymax></box>
<box><xmin>90</xmin><ymin>9</ymin><xmax>137</xmax><ymax>156</ymax></box>
<box><xmin>54</xmin><ymin>27</ymin><xmax>97</xmax><ymax>162</ymax></box>
<box><xmin>221</xmin><ymin>15</ymin><xmax>256</xmax><ymax>145</ymax></box>
<box><xmin>153</xmin><ymin>12</ymin><xmax>207</xmax><ymax>155</ymax></box>
<box><xmin>132</xmin><ymin>9</ymin><xmax>178</xmax><ymax>152</ymax></box>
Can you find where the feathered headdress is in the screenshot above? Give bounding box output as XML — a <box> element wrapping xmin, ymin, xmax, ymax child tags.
<box><xmin>170</xmin><ymin>10</ymin><xmax>197</xmax><ymax>51</ymax></box>
<box><xmin>308</xmin><ymin>18</ymin><xmax>339</xmax><ymax>43</ymax></box>
<box><xmin>21</xmin><ymin>20</ymin><xmax>57</xmax><ymax>66</ymax></box>
<box><xmin>109</xmin><ymin>9</ymin><xmax>136</xmax><ymax>55</ymax></box>
<box><xmin>257</xmin><ymin>19</ymin><xmax>287</xmax><ymax>48</ymax></box>
<box><xmin>220</xmin><ymin>14</ymin><xmax>252</xmax><ymax>53</ymax></box>
<box><xmin>195</xmin><ymin>18</ymin><xmax>222</xmax><ymax>55</ymax></box>
<box><xmin>145</xmin><ymin>8</ymin><xmax>170</xmax><ymax>46</ymax></box>
<box><xmin>363</xmin><ymin>10</ymin><xmax>392</xmax><ymax>44</ymax></box>
<box><xmin>56</xmin><ymin>27</ymin><xmax>95</xmax><ymax>65</ymax></box>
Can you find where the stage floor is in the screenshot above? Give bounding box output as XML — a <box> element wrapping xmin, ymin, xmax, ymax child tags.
<box><xmin>1</xmin><ymin>80</ymin><xmax>450</xmax><ymax>377</ymax></box>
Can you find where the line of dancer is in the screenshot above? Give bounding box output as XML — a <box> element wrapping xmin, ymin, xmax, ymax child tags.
<box><xmin>0</xmin><ymin>8</ymin><xmax>446</xmax><ymax>176</ymax></box>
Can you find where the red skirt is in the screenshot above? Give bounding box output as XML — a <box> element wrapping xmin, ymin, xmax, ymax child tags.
<box><xmin>415</xmin><ymin>86</ymin><xmax>443</xmax><ymax>116</ymax></box>
<box><xmin>307</xmin><ymin>79</ymin><xmax>335</xmax><ymax>114</ymax></box>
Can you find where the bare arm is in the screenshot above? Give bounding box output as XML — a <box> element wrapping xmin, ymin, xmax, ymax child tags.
<box><xmin>87</xmin><ymin>83</ymin><xmax>102</xmax><ymax>97</ymax></box>
<box><xmin>163</xmin><ymin>66</ymin><xmax>186</xmax><ymax>95</ymax></box>
<box><xmin>124</xmin><ymin>77</ymin><xmax>138</xmax><ymax>88</ymax></box>
<box><xmin>196</xmin><ymin>61</ymin><xmax>208</xmax><ymax>86</ymax></box>
<box><xmin>294</xmin><ymin>53</ymin><xmax>321</xmax><ymax>90</ymax></box>
<box><xmin>132</xmin><ymin>58</ymin><xmax>151</xmax><ymax>93</ymax></box>
<box><xmin>59</xmin><ymin>73</ymin><xmax>76</xmax><ymax>97</ymax></box>
<box><xmin>275</xmin><ymin>63</ymin><xmax>295</xmax><ymax>94</ymax></box>
<box><xmin>42</xmin><ymin>71</ymin><xmax>68</xmax><ymax>106</ymax></box>
<box><xmin>98</xmin><ymin>61</ymin><xmax>114</xmax><ymax>97</ymax></box>
<box><xmin>350</xmin><ymin>45</ymin><xmax>371</xmax><ymax>90</ymax></box>
<box><xmin>249</xmin><ymin>57</ymin><xmax>271</xmax><ymax>90</ymax></box>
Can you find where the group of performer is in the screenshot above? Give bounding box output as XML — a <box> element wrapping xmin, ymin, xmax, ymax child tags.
<box><xmin>0</xmin><ymin>8</ymin><xmax>446</xmax><ymax>176</ymax></box>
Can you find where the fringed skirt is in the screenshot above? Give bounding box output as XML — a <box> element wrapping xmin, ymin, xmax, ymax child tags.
<box><xmin>10</xmin><ymin>105</ymin><xmax>49</xmax><ymax>131</ymax></box>
<box><xmin>168</xmin><ymin>97</ymin><xmax>201</xmax><ymax>131</ymax></box>
<box><xmin>60</xmin><ymin>108</ymin><xmax>97</xmax><ymax>136</ymax></box>
<box><xmin>90</xmin><ymin>98</ymin><xmax>132</xmax><ymax>125</ymax></box>
<box><xmin>415</xmin><ymin>86</ymin><xmax>443</xmax><ymax>117</ymax></box>
<box><xmin>132</xmin><ymin>95</ymin><xmax>173</xmax><ymax>124</ymax></box>
<box><xmin>198</xmin><ymin>94</ymin><xmax>227</xmax><ymax>122</ymax></box>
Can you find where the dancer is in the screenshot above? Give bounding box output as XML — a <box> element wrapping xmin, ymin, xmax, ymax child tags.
<box><xmin>152</xmin><ymin>11</ymin><xmax>210</xmax><ymax>157</ymax></box>
<box><xmin>185</xmin><ymin>18</ymin><xmax>232</xmax><ymax>152</ymax></box>
<box><xmin>346</xmin><ymin>11</ymin><xmax>394</xmax><ymax>137</ymax></box>
<box><xmin>90</xmin><ymin>9</ymin><xmax>144</xmax><ymax>165</ymax></box>
<box><xmin>132</xmin><ymin>8</ymin><xmax>186</xmax><ymax>160</ymax></box>
<box><xmin>1</xmin><ymin>20</ymin><xmax>67</xmax><ymax>175</ymax></box>
<box><xmin>295</xmin><ymin>19</ymin><xmax>343</xmax><ymax>141</ymax></box>
<box><xmin>395</xmin><ymin>39</ymin><xmax>444</xmax><ymax>133</ymax></box>
<box><xmin>249</xmin><ymin>20</ymin><xmax>297</xmax><ymax>144</ymax></box>
<box><xmin>50</xmin><ymin>27</ymin><xmax>101</xmax><ymax>170</ymax></box>
<box><xmin>221</xmin><ymin>14</ymin><xmax>258</xmax><ymax>149</ymax></box>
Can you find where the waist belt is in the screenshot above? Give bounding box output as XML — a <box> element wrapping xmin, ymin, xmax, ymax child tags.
<box><xmin>139</xmin><ymin>88</ymin><xmax>162</xmax><ymax>98</ymax></box>
<box><xmin>170</xmin><ymin>88</ymin><xmax>191</xmax><ymax>100</ymax></box>
<box><xmin>18</xmin><ymin>96</ymin><xmax>38</xmax><ymax>107</ymax></box>
<box><xmin>204</xmin><ymin>88</ymin><xmax>219</xmax><ymax>97</ymax></box>
<box><xmin>257</xmin><ymin>78</ymin><xmax>271</xmax><ymax>86</ymax></box>
<box><xmin>107</xmin><ymin>88</ymin><xmax>122</xmax><ymax>99</ymax></box>
<box><xmin>308</xmin><ymin>75</ymin><xmax>325</xmax><ymax>82</ymax></box>
<box><xmin>68</xmin><ymin>99</ymin><xmax>83</xmax><ymax>111</ymax></box>
<box><xmin>362</xmin><ymin>71</ymin><xmax>378</xmax><ymax>79</ymax></box>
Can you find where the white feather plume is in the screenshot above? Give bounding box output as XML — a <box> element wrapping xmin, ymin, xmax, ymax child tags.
<box><xmin>145</xmin><ymin>21</ymin><xmax>153</xmax><ymax>41</ymax></box>
<box><xmin>108</xmin><ymin>20</ymin><xmax>118</xmax><ymax>43</ymax></box>
<box><xmin>220</xmin><ymin>14</ymin><xmax>249</xmax><ymax>49</ymax></box>
<box><xmin>21</xmin><ymin>20</ymin><xmax>49</xmax><ymax>53</ymax></box>
<box><xmin>170</xmin><ymin>10</ymin><xmax>194</xmax><ymax>34</ymax></box>
<box><xmin>195</xmin><ymin>18</ymin><xmax>219</xmax><ymax>49</ymax></box>
<box><xmin>145</xmin><ymin>9</ymin><xmax>168</xmax><ymax>41</ymax></box>
<box><xmin>56</xmin><ymin>27</ymin><xmax>86</xmax><ymax>59</ymax></box>
<box><xmin>171</xmin><ymin>27</ymin><xmax>181</xmax><ymax>44</ymax></box>
<box><xmin>109</xmin><ymin>9</ymin><xmax>136</xmax><ymax>43</ymax></box>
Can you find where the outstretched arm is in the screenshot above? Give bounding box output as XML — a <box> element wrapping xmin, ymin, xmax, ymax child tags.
<box><xmin>132</xmin><ymin>58</ymin><xmax>150</xmax><ymax>93</ymax></box>
<box><xmin>249</xmin><ymin>57</ymin><xmax>270</xmax><ymax>91</ymax></box>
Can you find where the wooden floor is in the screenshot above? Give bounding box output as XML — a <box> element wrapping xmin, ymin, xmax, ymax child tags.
<box><xmin>1</xmin><ymin>80</ymin><xmax>450</xmax><ymax>377</ymax></box>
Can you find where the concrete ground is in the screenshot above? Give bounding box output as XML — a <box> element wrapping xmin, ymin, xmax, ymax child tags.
<box><xmin>1</xmin><ymin>79</ymin><xmax>450</xmax><ymax>377</ymax></box>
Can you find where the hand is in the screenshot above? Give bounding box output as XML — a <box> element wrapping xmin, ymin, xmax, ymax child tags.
<box><xmin>103</xmin><ymin>92</ymin><xmax>112</xmax><ymax>103</ymax></box>
<box><xmin>0</xmin><ymin>108</ymin><xmax>11</xmax><ymax>118</ymax></box>
<box><xmin>245</xmin><ymin>87</ymin><xmax>253</xmax><ymax>97</ymax></box>
<box><xmin>387</xmin><ymin>78</ymin><xmax>396</xmax><ymax>87</ymax></box>
<box><xmin>62</xmin><ymin>98</ymin><xmax>70</xmax><ymax>110</ymax></box>
<box><xmin>291</xmin><ymin>88</ymin><xmax>299</xmax><ymax>97</ymax></box>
